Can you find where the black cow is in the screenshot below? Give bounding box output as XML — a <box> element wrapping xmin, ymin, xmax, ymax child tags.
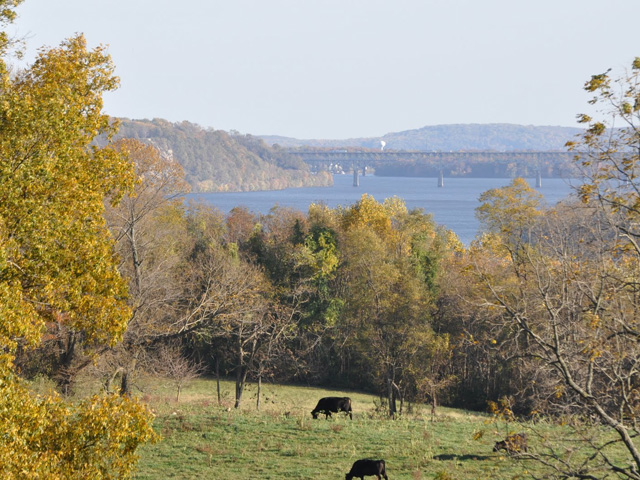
<box><xmin>493</xmin><ymin>432</ymin><xmax>528</xmax><ymax>454</ymax></box>
<box><xmin>311</xmin><ymin>396</ymin><xmax>352</xmax><ymax>419</ymax></box>
<box><xmin>345</xmin><ymin>459</ymin><xmax>388</xmax><ymax>480</ymax></box>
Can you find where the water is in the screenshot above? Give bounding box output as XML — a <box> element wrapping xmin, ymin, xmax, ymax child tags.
<box><xmin>186</xmin><ymin>175</ymin><xmax>578</xmax><ymax>245</ymax></box>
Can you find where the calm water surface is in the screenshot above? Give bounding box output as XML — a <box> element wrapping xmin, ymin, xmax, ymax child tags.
<box><xmin>187</xmin><ymin>175</ymin><xmax>577</xmax><ymax>245</ymax></box>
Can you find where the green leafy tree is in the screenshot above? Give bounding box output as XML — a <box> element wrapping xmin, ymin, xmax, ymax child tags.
<box><xmin>294</xmin><ymin>224</ymin><xmax>342</xmax><ymax>330</ymax></box>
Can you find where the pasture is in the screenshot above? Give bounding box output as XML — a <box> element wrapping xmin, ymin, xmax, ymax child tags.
<box><xmin>129</xmin><ymin>377</ymin><xmax>562</xmax><ymax>479</ymax></box>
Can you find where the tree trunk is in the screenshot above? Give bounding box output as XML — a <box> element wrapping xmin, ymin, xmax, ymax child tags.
<box><xmin>55</xmin><ymin>329</ymin><xmax>77</xmax><ymax>395</ymax></box>
<box><xmin>120</xmin><ymin>371</ymin><xmax>130</xmax><ymax>396</ymax></box>
<box><xmin>235</xmin><ymin>365</ymin><xmax>248</xmax><ymax>409</ymax></box>
<box><xmin>431</xmin><ymin>388</ymin><xmax>438</xmax><ymax>421</ymax></box>
<box><xmin>106</xmin><ymin>366</ymin><xmax>124</xmax><ymax>393</ymax></box>
<box><xmin>215</xmin><ymin>355</ymin><xmax>221</xmax><ymax>405</ymax></box>
<box><xmin>387</xmin><ymin>375</ymin><xmax>397</xmax><ymax>417</ymax></box>
<box><xmin>127</xmin><ymin>214</ymin><xmax>142</xmax><ymax>297</ymax></box>
<box><xmin>176</xmin><ymin>384</ymin><xmax>181</xmax><ymax>403</ymax></box>
<box><xmin>235</xmin><ymin>334</ymin><xmax>245</xmax><ymax>408</ymax></box>
<box><xmin>120</xmin><ymin>356</ymin><xmax>137</xmax><ymax>397</ymax></box>
<box><xmin>256</xmin><ymin>374</ymin><xmax>262</xmax><ymax>411</ymax></box>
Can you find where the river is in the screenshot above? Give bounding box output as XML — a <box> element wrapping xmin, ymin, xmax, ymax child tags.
<box><xmin>186</xmin><ymin>175</ymin><xmax>578</xmax><ymax>245</ymax></box>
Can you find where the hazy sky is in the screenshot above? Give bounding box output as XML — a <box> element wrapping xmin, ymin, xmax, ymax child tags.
<box><xmin>11</xmin><ymin>0</ymin><xmax>640</xmax><ymax>139</ymax></box>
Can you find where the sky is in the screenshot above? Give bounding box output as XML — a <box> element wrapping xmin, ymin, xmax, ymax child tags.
<box><xmin>10</xmin><ymin>0</ymin><xmax>640</xmax><ymax>139</ymax></box>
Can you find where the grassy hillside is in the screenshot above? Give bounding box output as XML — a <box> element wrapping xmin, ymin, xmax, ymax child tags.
<box><xmin>119</xmin><ymin>378</ymin><xmax>622</xmax><ymax>480</ymax></box>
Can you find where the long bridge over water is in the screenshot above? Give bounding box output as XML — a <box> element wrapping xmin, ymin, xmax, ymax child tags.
<box><xmin>289</xmin><ymin>149</ymin><xmax>577</xmax><ymax>186</ymax></box>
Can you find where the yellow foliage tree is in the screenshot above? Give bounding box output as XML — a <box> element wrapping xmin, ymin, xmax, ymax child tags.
<box><xmin>476</xmin><ymin>177</ymin><xmax>543</xmax><ymax>241</ymax></box>
<box><xmin>340</xmin><ymin>194</ymin><xmax>398</xmax><ymax>245</ymax></box>
<box><xmin>0</xmin><ymin>9</ymin><xmax>156</xmax><ymax>478</ymax></box>
<box><xmin>337</xmin><ymin>195</ymin><xmax>456</xmax><ymax>416</ymax></box>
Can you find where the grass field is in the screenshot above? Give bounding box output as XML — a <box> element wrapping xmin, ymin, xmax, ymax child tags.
<box><xmin>129</xmin><ymin>377</ymin><xmax>559</xmax><ymax>479</ymax></box>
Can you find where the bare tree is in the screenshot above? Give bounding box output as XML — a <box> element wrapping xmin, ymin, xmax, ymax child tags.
<box><xmin>471</xmin><ymin>190</ymin><xmax>640</xmax><ymax>478</ymax></box>
<box><xmin>104</xmin><ymin>139</ymin><xmax>190</xmax><ymax>395</ymax></box>
<box><xmin>166</xmin><ymin>247</ymin><xmax>282</xmax><ymax>409</ymax></box>
<box><xmin>151</xmin><ymin>344</ymin><xmax>204</xmax><ymax>402</ymax></box>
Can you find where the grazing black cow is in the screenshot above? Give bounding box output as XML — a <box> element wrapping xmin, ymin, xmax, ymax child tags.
<box><xmin>493</xmin><ymin>432</ymin><xmax>528</xmax><ymax>454</ymax></box>
<box><xmin>345</xmin><ymin>459</ymin><xmax>388</xmax><ymax>480</ymax></box>
<box><xmin>311</xmin><ymin>396</ymin><xmax>353</xmax><ymax>419</ymax></box>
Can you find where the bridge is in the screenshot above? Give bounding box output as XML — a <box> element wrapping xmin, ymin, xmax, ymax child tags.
<box><xmin>290</xmin><ymin>149</ymin><xmax>577</xmax><ymax>187</ymax></box>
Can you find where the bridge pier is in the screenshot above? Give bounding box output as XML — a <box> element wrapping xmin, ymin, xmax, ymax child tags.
<box><xmin>438</xmin><ymin>170</ymin><xmax>444</xmax><ymax>188</ymax></box>
<box><xmin>353</xmin><ymin>168</ymin><xmax>359</xmax><ymax>187</ymax></box>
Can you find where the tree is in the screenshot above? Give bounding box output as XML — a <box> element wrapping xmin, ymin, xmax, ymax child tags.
<box><xmin>469</xmin><ymin>60</ymin><xmax>640</xmax><ymax>479</ymax></box>
<box><xmin>152</xmin><ymin>344</ymin><xmax>203</xmax><ymax>402</ymax></box>
<box><xmin>0</xmin><ymin>0</ymin><xmax>23</xmax><ymax>59</ymax></box>
<box><xmin>336</xmin><ymin>195</ymin><xmax>450</xmax><ymax>416</ymax></box>
<box><xmin>0</xmin><ymin>25</ymin><xmax>156</xmax><ymax>478</ymax></box>
<box><xmin>473</xmin><ymin>197</ymin><xmax>640</xmax><ymax>477</ymax></box>
<box><xmin>476</xmin><ymin>177</ymin><xmax>543</xmax><ymax>250</ymax></box>
<box><xmin>252</xmin><ymin>301</ymin><xmax>296</xmax><ymax>411</ymax></box>
<box><xmin>107</xmin><ymin>138</ymin><xmax>189</xmax><ymax>298</ymax></box>
<box><xmin>104</xmin><ymin>138</ymin><xmax>190</xmax><ymax>394</ymax></box>
<box><xmin>543</xmin><ymin>57</ymin><xmax>640</xmax><ymax>479</ymax></box>
<box><xmin>164</xmin><ymin>239</ymin><xmax>275</xmax><ymax>409</ymax></box>
<box><xmin>567</xmin><ymin>58</ymin><xmax>640</xmax><ymax>255</ymax></box>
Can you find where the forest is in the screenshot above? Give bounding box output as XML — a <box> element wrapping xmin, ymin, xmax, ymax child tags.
<box><xmin>261</xmin><ymin>123</ymin><xmax>583</xmax><ymax>151</ymax></box>
<box><xmin>113</xmin><ymin>118</ymin><xmax>333</xmax><ymax>193</ymax></box>
<box><xmin>3</xmin><ymin>1</ymin><xmax>640</xmax><ymax>478</ymax></box>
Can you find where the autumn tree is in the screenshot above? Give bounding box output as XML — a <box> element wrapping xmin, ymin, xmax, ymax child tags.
<box><xmin>152</xmin><ymin>219</ymin><xmax>276</xmax><ymax>409</ymax></box>
<box><xmin>468</xmin><ymin>60</ymin><xmax>640</xmax><ymax>479</ymax></box>
<box><xmin>336</xmin><ymin>195</ymin><xmax>452</xmax><ymax>416</ymax></box>
<box><xmin>187</xmin><ymin>243</ymin><xmax>298</xmax><ymax>410</ymax></box>
<box><xmin>227</xmin><ymin>206</ymin><xmax>337</xmax><ymax>388</ymax></box>
<box><xmin>102</xmin><ymin>138</ymin><xmax>190</xmax><ymax>394</ymax></box>
<box><xmin>0</xmin><ymin>16</ymin><xmax>155</xmax><ymax>479</ymax></box>
<box><xmin>107</xmin><ymin>138</ymin><xmax>189</xmax><ymax>299</ymax></box>
<box><xmin>546</xmin><ymin>57</ymin><xmax>640</xmax><ymax>479</ymax></box>
<box><xmin>476</xmin><ymin>177</ymin><xmax>543</xmax><ymax>253</ymax></box>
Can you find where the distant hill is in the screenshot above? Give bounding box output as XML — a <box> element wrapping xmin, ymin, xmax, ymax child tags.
<box><xmin>111</xmin><ymin>120</ymin><xmax>585</xmax><ymax>192</ymax></box>
<box><xmin>113</xmin><ymin>118</ymin><xmax>332</xmax><ymax>193</ymax></box>
<box><xmin>260</xmin><ymin>123</ymin><xmax>583</xmax><ymax>151</ymax></box>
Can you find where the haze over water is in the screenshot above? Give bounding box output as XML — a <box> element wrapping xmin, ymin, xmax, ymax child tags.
<box><xmin>188</xmin><ymin>175</ymin><xmax>576</xmax><ymax>245</ymax></box>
